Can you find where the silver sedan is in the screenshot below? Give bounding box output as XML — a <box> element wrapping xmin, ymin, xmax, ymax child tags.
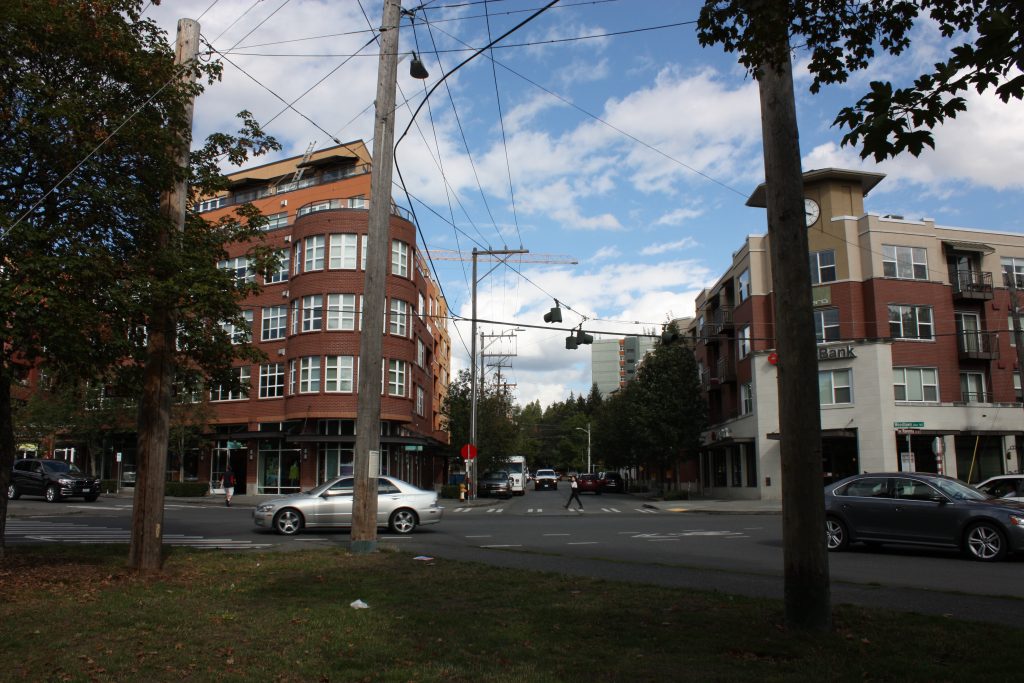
<box><xmin>253</xmin><ymin>475</ymin><xmax>443</xmax><ymax>535</ymax></box>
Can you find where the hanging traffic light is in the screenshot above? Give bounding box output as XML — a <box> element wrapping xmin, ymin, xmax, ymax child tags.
<box><xmin>565</xmin><ymin>334</ymin><xmax>578</xmax><ymax>350</ymax></box>
<box><xmin>544</xmin><ymin>300</ymin><xmax>562</xmax><ymax>324</ymax></box>
<box><xmin>576</xmin><ymin>328</ymin><xmax>593</xmax><ymax>345</ymax></box>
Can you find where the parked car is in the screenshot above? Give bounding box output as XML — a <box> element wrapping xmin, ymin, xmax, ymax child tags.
<box><xmin>252</xmin><ymin>475</ymin><xmax>443</xmax><ymax>535</ymax></box>
<box><xmin>8</xmin><ymin>458</ymin><xmax>101</xmax><ymax>503</ymax></box>
<box><xmin>534</xmin><ymin>469</ymin><xmax>558</xmax><ymax>490</ymax></box>
<box><xmin>576</xmin><ymin>473</ymin><xmax>602</xmax><ymax>494</ymax></box>
<box><xmin>598</xmin><ymin>471</ymin><xmax>625</xmax><ymax>493</ymax></box>
<box><xmin>478</xmin><ymin>470</ymin><xmax>512</xmax><ymax>499</ymax></box>
<box><xmin>976</xmin><ymin>474</ymin><xmax>1024</xmax><ymax>503</ymax></box>
<box><xmin>824</xmin><ymin>472</ymin><xmax>1024</xmax><ymax>562</ymax></box>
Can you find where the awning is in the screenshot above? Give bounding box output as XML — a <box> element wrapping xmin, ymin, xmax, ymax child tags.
<box><xmin>767</xmin><ymin>428</ymin><xmax>857</xmax><ymax>440</ymax></box>
<box><xmin>942</xmin><ymin>239</ymin><xmax>995</xmax><ymax>255</ymax></box>
<box><xmin>297</xmin><ymin>154</ymin><xmax>359</xmax><ymax>169</ymax></box>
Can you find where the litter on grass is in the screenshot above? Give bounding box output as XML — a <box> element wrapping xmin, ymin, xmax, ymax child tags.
<box><xmin>350</xmin><ymin>599</ymin><xmax>369</xmax><ymax>609</ymax></box>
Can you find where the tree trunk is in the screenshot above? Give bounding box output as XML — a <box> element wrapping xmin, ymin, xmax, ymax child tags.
<box><xmin>0</xmin><ymin>372</ymin><xmax>16</xmax><ymax>559</ymax></box>
<box><xmin>756</xmin><ymin>41</ymin><xmax>831</xmax><ymax>631</ymax></box>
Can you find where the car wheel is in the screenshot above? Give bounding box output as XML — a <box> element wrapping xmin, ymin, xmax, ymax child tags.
<box><xmin>45</xmin><ymin>485</ymin><xmax>61</xmax><ymax>503</ymax></box>
<box><xmin>964</xmin><ymin>522</ymin><xmax>1007</xmax><ymax>562</ymax></box>
<box><xmin>389</xmin><ymin>509</ymin><xmax>417</xmax><ymax>534</ymax></box>
<box><xmin>825</xmin><ymin>516</ymin><xmax>848</xmax><ymax>551</ymax></box>
<box><xmin>84</xmin><ymin>494</ymin><xmax>99</xmax><ymax>502</ymax></box>
<box><xmin>7</xmin><ymin>483</ymin><xmax>19</xmax><ymax>500</ymax></box>
<box><xmin>273</xmin><ymin>508</ymin><xmax>303</xmax><ymax>535</ymax></box>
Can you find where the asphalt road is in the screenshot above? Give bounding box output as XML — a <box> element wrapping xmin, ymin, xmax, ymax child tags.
<box><xmin>5</xmin><ymin>488</ymin><xmax>1023</xmax><ymax>626</ymax></box>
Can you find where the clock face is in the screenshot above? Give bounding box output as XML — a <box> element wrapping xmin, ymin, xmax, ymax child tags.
<box><xmin>804</xmin><ymin>198</ymin><xmax>820</xmax><ymax>227</ymax></box>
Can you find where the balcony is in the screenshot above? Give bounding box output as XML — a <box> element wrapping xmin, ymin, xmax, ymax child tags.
<box><xmin>705</xmin><ymin>306</ymin><xmax>735</xmax><ymax>335</ymax></box>
<box><xmin>951</xmin><ymin>270</ymin><xmax>993</xmax><ymax>301</ymax></box>
<box><xmin>957</xmin><ymin>331</ymin><xmax>999</xmax><ymax>361</ymax></box>
<box><xmin>716</xmin><ymin>357</ymin><xmax>736</xmax><ymax>383</ymax></box>
<box><xmin>295</xmin><ymin>197</ymin><xmax>412</xmax><ymax>221</ymax></box>
<box><xmin>196</xmin><ymin>163</ymin><xmax>371</xmax><ymax>213</ymax></box>
<box><xmin>959</xmin><ymin>390</ymin><xmax>992</xmax><ymax>404</ymax></box>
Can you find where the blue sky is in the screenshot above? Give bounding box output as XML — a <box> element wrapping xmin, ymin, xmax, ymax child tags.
<box><xmin>148</xmin><ymin>0</ymin><xmax>1024</xmax><ymax>407</ymax></box>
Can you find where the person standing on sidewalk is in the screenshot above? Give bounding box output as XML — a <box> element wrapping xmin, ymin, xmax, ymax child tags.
<box><xmin>564</xmin><ymin>475</ymin><xmax>583</xmax><ymax>511</ymax></box>
<box><xmin>223</xmin><ymin>466</ymin><xmax>235</xmax><ymax>507</ymax></box>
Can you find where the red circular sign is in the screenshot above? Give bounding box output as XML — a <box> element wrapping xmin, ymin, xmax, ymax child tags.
<box><xmin>767</xmin><ymin>352</ymin><xmax>778</xmax><ymax>366</ymax></box>
<box><xmin>460</xmin><ymin>443</ymin><xmax>478</xmax><ymax>460</ymax></box>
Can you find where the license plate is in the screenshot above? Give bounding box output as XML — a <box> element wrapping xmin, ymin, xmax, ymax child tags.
<box><xmin>81</xmin><ymin>488</ymin><xmax>92</xmax><ymax>493</ymax></box>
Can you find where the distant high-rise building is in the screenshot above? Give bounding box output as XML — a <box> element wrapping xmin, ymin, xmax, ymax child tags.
<box><xmin>591</xmin><ymin>336</ymin><xmax>657</xmax><ymax>397</ymax></box>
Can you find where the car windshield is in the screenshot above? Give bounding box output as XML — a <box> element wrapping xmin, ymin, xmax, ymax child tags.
<box><xmin>931</xmin><ymin>477</ymin><xmax>990</xmax><ymax>501</ymax></box>
<box><xmin>483</xmin><ymin>471</ymin><xmax>508</xmax><ymax>480</ymax></box>
<box><xmin>537</xmin><ymin>470</ymin><xmax>554</xmax><ymax>477</ymax></box>
<box><xmin>41</xmin><ymin>461</ymin><xmax>80</xmax><ymax>474</ymax></box>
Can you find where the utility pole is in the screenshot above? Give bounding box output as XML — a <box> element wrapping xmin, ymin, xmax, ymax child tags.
<box><xmin>129</xmin><ymin>18</ymin><xmax>199</xmax><ymax>573</ymax></box>
<box><xmin>469</xmin><ymin>248</ymin><xmax>527</xmax><ymax>499</ymax></box>
<box><xmin>755</xmin><ymin>21</ymin><xmax>831</xmax><ymax>630</ymax></box>
<box><xmin>576</xmin><ymin>423</ymin><xmax>591</xmax><ymax>473</ymax></box>
<box><xmin>352</xmin><ymin>0</ymin><xmax>402</xmax><ymax>553</ymax></box>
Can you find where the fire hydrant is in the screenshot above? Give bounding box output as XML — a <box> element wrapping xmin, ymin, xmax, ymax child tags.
<box><xmin>459</xmin><ymin>482</ymin><xmax>467</xmax><ymax>502</ymax></box>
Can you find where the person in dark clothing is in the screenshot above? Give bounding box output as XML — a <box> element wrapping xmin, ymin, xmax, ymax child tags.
<box><xmin>223</xmin><ymin>466</ymin><xmax>235</xmax><ymax>507</ymax></box>
<box><xmin>564</xmin><ymin>475</ymin><xmax>583</xmax><ymax>511</ymax></box>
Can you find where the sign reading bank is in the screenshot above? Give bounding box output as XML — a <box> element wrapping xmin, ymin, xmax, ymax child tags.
<box><xmin>817</xmin><ymin>344</ymin><xmax>857</xmax><ymax>361</ymax></box>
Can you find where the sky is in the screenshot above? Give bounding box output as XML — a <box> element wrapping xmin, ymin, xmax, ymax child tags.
<box><xmin>146</xmin><ymin>0</ymin><xmax>1024</xmax><ymax>409</ymax></box>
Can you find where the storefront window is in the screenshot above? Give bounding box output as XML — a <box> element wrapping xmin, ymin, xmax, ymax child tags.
<box><xmin>258</xmin><ymin>439</ymin><xmax>302</xmax><ymax>494</ymax></box>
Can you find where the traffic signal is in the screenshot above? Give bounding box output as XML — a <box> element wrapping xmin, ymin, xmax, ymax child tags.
<box><xmin>576</xmin><ymin>329</ymin><xmax>593</xmax><ymax>345</ymax></box>
<box><xmin>565</xmin><ymin>334</ymin><xmax>578</xmax><ymax>350</ymax></box>
<box><xmin>544</xmin><ymin>301</ymin><xmax>562</xmax><ymax>323</ymax></box>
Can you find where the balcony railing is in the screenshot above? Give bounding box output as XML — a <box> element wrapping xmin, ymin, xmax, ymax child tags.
<box><xmin>957</xmin><ymin>330</ymin><xmax>999</xmax><ymax>360</ymax></box>
<box><xmin>705</xmin><ymin>306</ymin><xmax>734</xmax><ymax>335</ymax></box>
<box><xmin>295</xmin><ymin>197</ymin><xmax>412</xmax><ymax>221</ymax></box>
<box><xmin>716</xmin><ymin>357</ymin><xmax>736</xmax><ymax>383</ymax></box>
<box><xmin>959</xmin><ymin>390</ymin><xmax>992</xmax><ymax>404</ymax></box>
<box><xmin>195</xmin><ymin>163</ymin><xmax>371</xmax><ymax>213</ymax></box>
<box><xmin>951</xmin><ymin>270</ymin><xmax>993</xmax><ymax>300</ymax></box>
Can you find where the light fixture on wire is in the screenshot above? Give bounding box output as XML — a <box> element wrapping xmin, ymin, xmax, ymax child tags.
<box><xmin>409</xmin><ymin>52</ymin><xmax>429</xmax><ymax>80</ymax></box>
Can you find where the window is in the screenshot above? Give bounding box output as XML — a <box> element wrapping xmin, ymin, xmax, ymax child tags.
<box><xmin>218</xmin><ymin>256</ymin><xmax>253</xmax><ymax>285</ymax></box>
<box><xmin>1001</xmin><ymin>256</ymin><xmax>1024</xmax><ymax>287</ymax></box>
<box><xmin>819</xmin><ymin>369</ymin><xmax>852</xmax><ymax>405</ymax></box>
<box><xmin>324</xmin><ymin>356</ymin><xmax>354</xmax><ymax>393</ymax></box>
<box><xmin>388</xmin><ymin>359</ymin><xmax>407</xmax><ymax>397</ymax></box>
<box><xmin>415</xmin><ymin>386</ymin><xmax>425</xmax><ymax>416</ymax></box>
<box><xmin>889</xmin><ymin>304</ymin><xmax>933</xmax><ymax>340</ymax></box>
<box><xmin>737</xmin><ymin>325</ymin><xmax>751</xmax><ymax>359</ymax></box>
<box><xmin>259</xmin><ymin>363</ymin><xmax>285</xmax><ymax>398</ymax></box>
<box><xmin>418</xmin><ymin>292</ymin><xmax>425</xmax><ymax>317</ymax></box>
<box><xmin>389</xmin><ymin>299</ymin><xmax>409</xmax><ymax>337</ymax></box>
<box><xmin>960</xmin><ymin>372</ymin><xmax>987</xmax><ymax>403</ymax></box>
<box><xmin>304</xmin><ymin>235</ymin><xmax>325</xmax><ymax>272</ymax></box>
<box><xmin>327</xmin><ymin>294</ymin><xmax>356</xmax><ymax>331</ymax></box>
<box><xmin>737</xmin><ymin>269</ymin><xmax>751</xmax><ymax>303</ymax></box>
<box><xmin>1009</xmin><ymin>317</ymin><xmax>1022</xmax><ymax>347</ymax></box>
<box><xmin>288</xmin><ymin>359</ymin><xmax>297</xmax><ymax>395</ymax></box>
<box><xmin>265</xmin><ymin>212</ymin><xmax>288</xmax><ymax>230</ymax></box>
<box><xmin>391</xmin><ymin>240</ymin><xmax>409</xmax><ymax>277</ymax></box>
<box><xmin>221</xmin><ymin>310</ymin><xmax>252</xmax><ymax>344</ymax></box>
<box><xmin>416</xmin><ymin>338</ymin><xmax>426</xmax><ymax>367</ymax></box>
<box><xmin>265</xmin><ymin>249</ymin><xmax>289</xmax><ymax>284</ymax></box>
<box><xmin>290</xmin><ymin>299</ymin><xmax>299</xmax><ymax>335</ymax></box>
<box><xmin>814</xmin><ymin>308</ymin><xmax>840</xmax><ymax>342</ymax></box>
<box><xmin>809</xmin><ymin>250</ymin><xmax>836</xmax><ymax>284</ymax></box>
<box><xmin>1015</xmin><ymin>373</ymin><xmax>1022</xmax><ymax>403</ymax></box>
<box><xmin>329</xmin><ymin>233</ymin><xmax>358</xmax><ymax>270</ymax></box>
<box><xmin>293</xmin><ymin>242</ymin><xmax>302</xmax><ymax>275</ymax></box>
<box><xmin>211</xmin><ymin>366</ymin><xmax>250</xmax><ymax>401</ymax></box>
<box><xmin>893</xmin><ymin>367</ymin><xmax>938</xmax><ymax>402</ymax></box>
<box><xmin>299</xmin><ymin>356</ymin><xmax>320</xmax><ymax>393</ymax></box>
<box><xmin>883</xmin><ymin>245</ymin><xmax>928</xmax><ymax>280</ymax></box>
<box><xmin>302</xmin><ymin>295</ymin><xmax>323</xmax><ymax>332</ymax></box>
<box><xmin>262</xmin><ymin>306</ymin><xmax>286</xmax><ymax>341</ymax></box>
<box><xmin>740</xmin><ymin>382</ymin><xmax>753</xmax><ymax>415</ymax></box>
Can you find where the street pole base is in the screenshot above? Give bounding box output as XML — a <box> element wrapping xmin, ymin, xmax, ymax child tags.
<box><xmin>350</xmin><ymin>539</ymin><xmax>378</xmax><ymax>554</ymax></box>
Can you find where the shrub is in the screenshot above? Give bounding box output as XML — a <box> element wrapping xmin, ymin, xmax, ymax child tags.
<box><xmin>165</xmin><ymin>482</ymin><xmax>210</xmax><ymax>497</ymax></box>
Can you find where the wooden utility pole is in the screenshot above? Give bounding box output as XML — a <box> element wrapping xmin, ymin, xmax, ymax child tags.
<box><xmin>351</xmin><ymin>0</ymin><xmax>402</xmax><ymax>553</ymax></box>
<box><xmin>129</xmin><ymin>18</ymin><xmax>200</xmax><ymax>572</ymax></box>
<box><xmin>755</xmin><ymin>31</ymin><xmax>831</xmax><ymax>629</ymax></box>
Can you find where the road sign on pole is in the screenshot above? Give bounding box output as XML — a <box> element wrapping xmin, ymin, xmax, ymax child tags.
<box><xmin>460</xmin><ymin>444</ymin><xmax>478</xmax><ymax>460</ymax></box>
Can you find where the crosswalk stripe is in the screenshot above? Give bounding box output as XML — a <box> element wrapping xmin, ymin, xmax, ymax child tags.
<box><xmin>8</xmin><ymin>521</ymin><xmax>268</xmax><ymax>549</ymax></box>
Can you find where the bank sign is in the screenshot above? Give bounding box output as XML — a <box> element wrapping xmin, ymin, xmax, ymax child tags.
<box><xmin>818</xmin><ymin>344</ymin><xmax>856</xmax><ymax>360</ymax></box>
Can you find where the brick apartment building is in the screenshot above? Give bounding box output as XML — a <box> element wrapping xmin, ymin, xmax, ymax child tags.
<box><xmin>690</xmin><ymin>168</ymin><xmax>1024</xmax><ymax>501</ymax></box>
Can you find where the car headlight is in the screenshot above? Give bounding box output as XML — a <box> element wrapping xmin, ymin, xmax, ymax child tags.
<box><xmin>58</xmin><ymin>478</ymin><xmax>73</xmax><ymax>486</ymax></box>
<box><xmin>256</xmin><ymin>503</ymin><xmax>276</xmax><ymax>513</ymax></box>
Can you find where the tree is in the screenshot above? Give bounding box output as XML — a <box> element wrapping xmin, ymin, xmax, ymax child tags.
<box><xmin>0</xmin><ymin>1</ymin><xmax>278</xmax><ymax>562</ymax></box>
<box><xmin>440</xmin><ymin>370</ymin><xmax>519</xmax><ymax>475</ymax></box>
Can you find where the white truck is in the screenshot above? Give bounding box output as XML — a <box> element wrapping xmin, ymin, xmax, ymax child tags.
<box><xmin>506</xmin><ymin>455</ymin><xmax>527</xmax><ymax>496</ymax></box>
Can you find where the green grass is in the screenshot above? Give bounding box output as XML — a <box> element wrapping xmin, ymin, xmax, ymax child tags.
<box><xmin>0</xmin><ymin>544</ymin><xmax>1018</xmax><ymax>682</ymax></box>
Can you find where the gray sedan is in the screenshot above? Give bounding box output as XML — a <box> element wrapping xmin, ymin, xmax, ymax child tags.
<box><xmin>253</xmin><ymin>475</ymin><xmax>443</xmax><ymax>535</ymax></box>
<box><xmin>824</xmin><ymin>472</ymin><xmax>1024</xmax><ymax>562</ymax></box>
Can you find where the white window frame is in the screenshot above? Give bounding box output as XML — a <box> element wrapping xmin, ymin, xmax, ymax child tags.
<box><xmin>389</xmin><ymin>299</ymin><xmax>409</xmax><ymax>337</ymax></box>
<box><xmin>960</xmin><ymin>371</ymin><xmax>987</xmax><ymax>403</ymax></box>
<box><xmin>809</xmin><ymin>250</ymin><xmax>836</xmax><ymax>285</ymax></box>
<box><xmin>304</xmin><ymin>235</ymin><xmax>325</xmax><ymax>272</ymax></box>
<box><xmin>388</xmin><ymin>359</ymin><xmax>407</xmax><ymax>397</ymax></box>
<box><xmin>737</xmin><ymin>269</ymin><xmax>751</xmax><ymax>303</ymax></box>
<box><xmin>211</xmin><ymin>366</ymin><xmax>250</xmax><ymax>402</ymax></box>
<box><xmin>259</xmin><ymin>363</ymin><xmax>285</xmax><ymax>398</ymax></box>
<box><xmin>889</xmin><ymin>304</ymin><xmax>933</xmax><ymax>340</ymax></box>
<box><xmin>288</xmin><ymin>359</ymin><xmax>297</xmax><ymax>395</ymax></box>
<box><xmin>324</xmin><ymin>356</ymin><xmax>354</xmax><ymax>393</ymax></box>
<box><xmin>293</xmin><ymin>242</ymin><xmax>302</xmax><ymax>275</ymax></box>
<box><xmin>883</xmin><ymin>245</ymin><xmax>928</xmax><ymax>280</ymax></box>
<box><xmin>327</xmin><ymin>294</ymin><xmax>356</xmax><ymax>331</ymax></box>
<box><xmin>221</xmin><ymin>310</ymin><xmax>252</xmax><ymax>344</ymax></box>
<box><xmin>1001</xmin><ymin>256</ymin><xmax>1024</xmax><ymax>287</ymax></box>
<box><xmin>299</xmin><ymin>356</ymin><xmax>320</xmax><ymax>394</ymax></box>
<box><xmin>329</xmin><ymin>233</ymin><xmax>358</xmax><ymax>270</ymax></box>
<box><xmin>416</xmin><ymin>338</ymin><xmax>425</xmax><ymax>367</ymax></box>
<box><xmin>262</xmin><ymin>305</ymin><xmax>287</xmax><ymax>341</ymax></box>
<box><xmin>415</xmin><ymin>385</ymin><xmax>425</xmax><ymax>416</ymax></box>
<box><xmin>740</xmin><ymin>382</ymin><xmax>753</xmax><ymax>415</ymax></box>
<box><xmin>737</xmin><ymin>325</ymin><xmax>751</xmax><ymax>360</ymax></box>
<box><xmin>302</xmin><ymin>295</ymin><xmax>323</xmax><ymax>332</ymax></box>
<box><xmin>893</xmin><ymin>367</ymin><xmax>938</xmax><ymax>402</ymax></box>
<box><xmin>265</xmin><ymin>212</ymin><xmax>288</xmax><ymax>230</ymax></box>
<box><xmin>266</xmin><ymin>249</ymin><xmax>290</xmax><ymax>284</ymax></box>
<box><xmin>819</xmin><ymin>368</ymin><xmax>852</xmax><ymax>405</ymax></box>
<box><xmin>814</xmin><ymin>308</ymin><xmax>840</xmax><ymax>343</ymax></box>
<box><xmin>219</xmin><ymin>256</ymin><xmax>254</xmax><ymax>286</ymax></box>
<box><xmin>391</xmin><ymin>240</ymin><xmax>409</xmax><ymax>278</ymax></box>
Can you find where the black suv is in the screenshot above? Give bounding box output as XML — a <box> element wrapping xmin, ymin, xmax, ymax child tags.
<box><xmin>8</xmin><ymin>459</ymin><xmax>101</xmax><ymax>502</ymax></box>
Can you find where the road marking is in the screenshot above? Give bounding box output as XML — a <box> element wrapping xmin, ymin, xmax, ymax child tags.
<box><xmin>600</xmin><ymin>508</ymin><xmax>621</xmax><ymax>513</ymax></box>
<box><xmin>543</xmin><ymin>533</ymin><xmax>570</xmax><ymax>537</ymax></box>
<box><xmin>636</xmin><ymin>508</ymin><xmax>659</xmax><ymax>514</ymax></box>
<box><xmin>527</xmin><ymin>508</ymin><xmax>543</xmax><ymax>513</ymax></box>
<box><xmin>567</xmin><ymin>541</ymin><xmax>598</xmax><ymax>545</ymax></box>
<box><xmin>8</xmin><ymin>520</ymin><xmax>270</xmax><ymax>549</ymax></box>
<box><xmin>480</xmin><ymin>544</ymin><xmax>521</xmax><ymax>548</ymax></box>
<box><xmin>485</xmin><ymin>508</ymin><xmax>504</xmax><ymax>514</ymax></box>
<box><xmin>465</xmin><ymin>535</ymin><xmax>492</xmax><ymax>538</ymax></box>
<box><xmin>66</xmin><ymin>506</ymin><xmax>122</xmax><ymax>511</ymax></box>
<box><xmin>453</xmin><ymin>507</ymin><xmax>473</xmax><ymax>513</ymax></box>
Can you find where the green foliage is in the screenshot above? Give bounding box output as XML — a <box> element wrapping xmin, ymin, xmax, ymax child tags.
<box><xmin>439</xmin><ymin>370</ymin><xmax>519</xmax><ymax>473</ymax></box>
<box><xmin>698</xmin><ymin>0</ymin><xmax>1024</xmax><ymax>161</ymax></box>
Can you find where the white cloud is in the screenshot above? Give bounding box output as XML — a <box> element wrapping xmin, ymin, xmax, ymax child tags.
<box><xmin>655</xmin><ymin>207</ymin><xmax>703</xmax><ymax>226</ymax></box>
<box><xmin>641</xmin><ymin>237</ymin><xmax>698</xmax><ymax>255</ymax></box>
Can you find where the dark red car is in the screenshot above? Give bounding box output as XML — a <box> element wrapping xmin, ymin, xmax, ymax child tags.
<box><xmin>576</xmin><ymin>473</ymin><xmax>602</xmax><ymax>494</ymax></box>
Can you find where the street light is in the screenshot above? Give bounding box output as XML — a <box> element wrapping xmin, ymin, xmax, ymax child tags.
<box><xmin>575</xmin><ymin>423</ymin><xmax>591</xmax><ymax>474</ymax></box>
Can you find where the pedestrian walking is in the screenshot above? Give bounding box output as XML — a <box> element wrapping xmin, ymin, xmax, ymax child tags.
<box><xmin>223</xmin><ymin>466</ymin><xmax>235</xmax><ymax>507</ymax></box>
<box><xmin>564</xmin><ymin>475</ymin><xmax>583</xmax><ymax>510</ymax></box>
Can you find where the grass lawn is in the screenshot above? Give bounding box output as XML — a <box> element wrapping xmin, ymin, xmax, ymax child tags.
<box><xmin>0</xmin><ymin>544</ymin><xmax>1018</xmax><ymax>682</ymax></box>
